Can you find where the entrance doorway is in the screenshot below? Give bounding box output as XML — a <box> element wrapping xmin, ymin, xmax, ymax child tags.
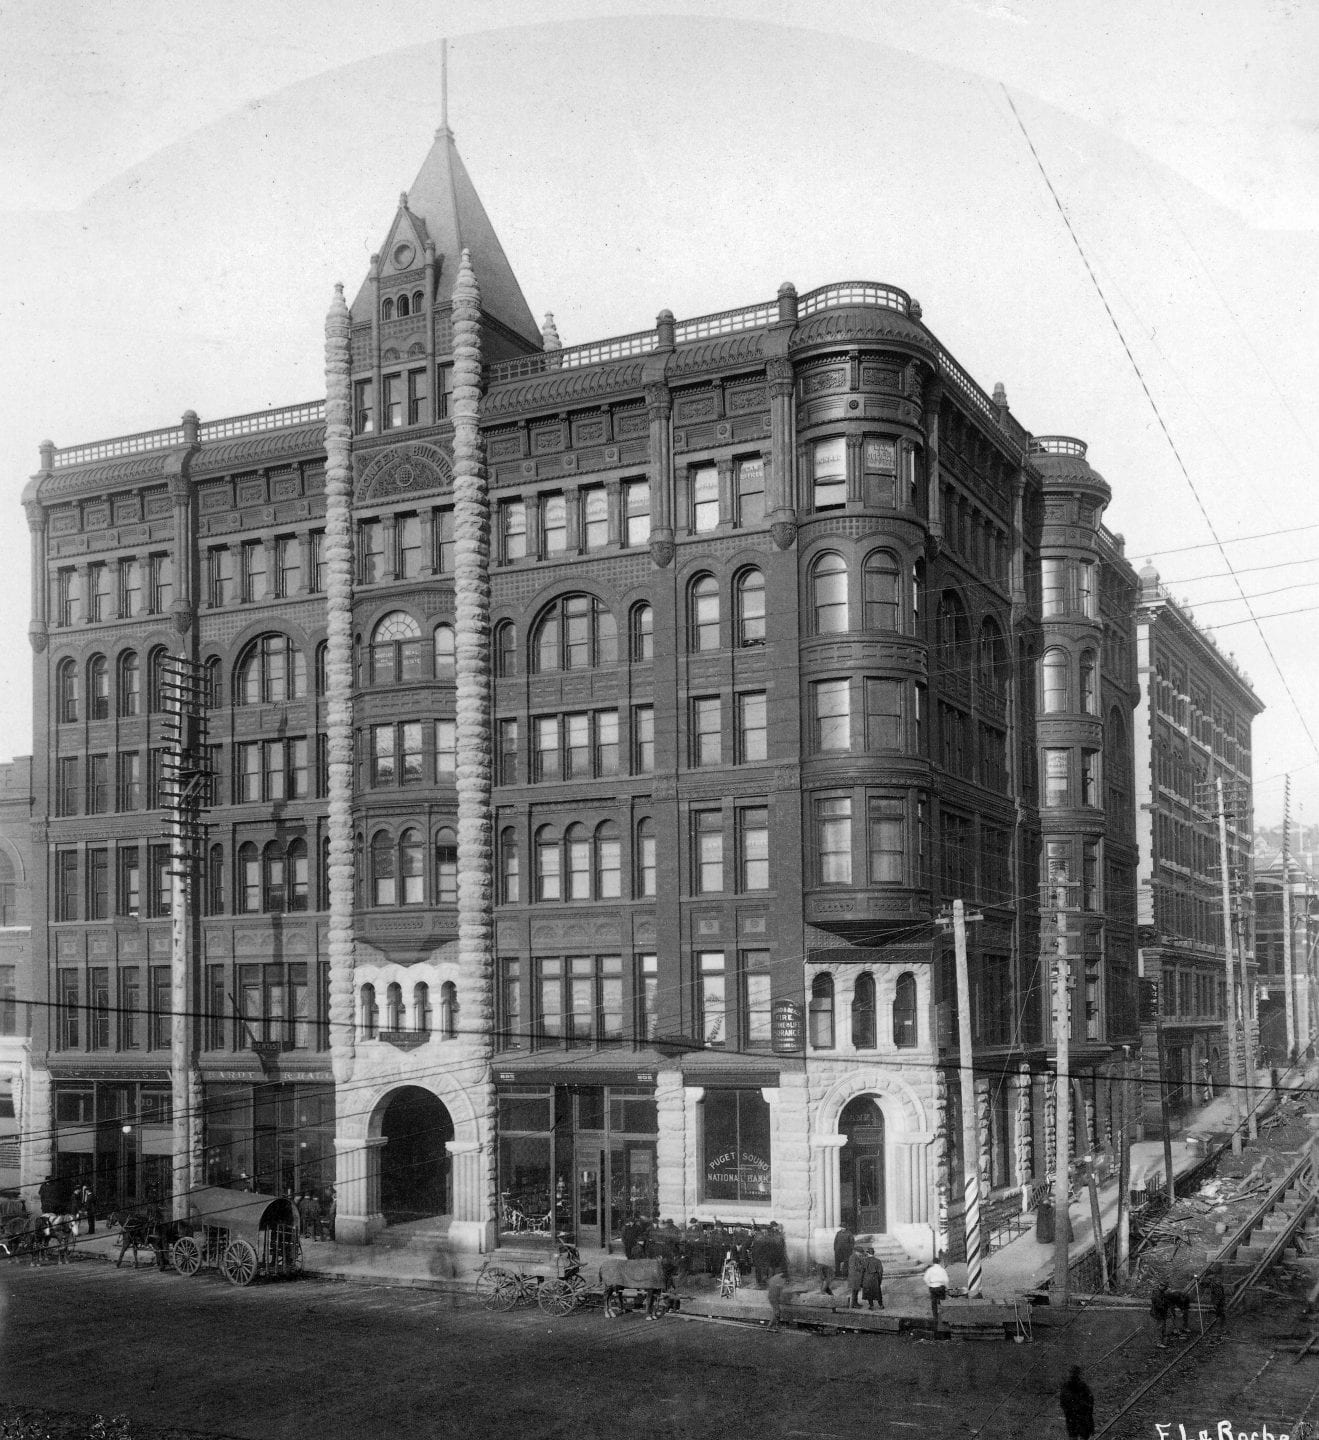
<box><xmin>839</xmin><ymin>1095</ymin><xmax>886</xmax><ymax>1234</ymax></box>
<box><xmin>379</xmin><ymin>1087</ymin><xmax>454</xmax><ymax>1224</ymax></box>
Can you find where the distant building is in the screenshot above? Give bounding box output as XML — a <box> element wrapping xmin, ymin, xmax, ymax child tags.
<box><xmin>1133</xmin><ymin>565</ymin><xmax>1263</xmax><ymax>1125</ymax></box>
<box><xmin>0</xmin><ymin>757</ymin><xmax>33</xmax><ymax>1199</ymax></box>
<box><xmin>1253</xmin><ymin>849</ymin><xmax>1318</xmax><ymax>1063</ymax></box>
<box><xmin>22</xmin><ymin>119</ymin><xmax>1142</xmax><ymax>1263</ymax></box>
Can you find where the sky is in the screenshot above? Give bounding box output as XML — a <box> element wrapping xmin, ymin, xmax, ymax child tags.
<box><xmin>1</xmin><ymin>0</ymin><xmax>1316</xmax><ymax>829</ymax></box>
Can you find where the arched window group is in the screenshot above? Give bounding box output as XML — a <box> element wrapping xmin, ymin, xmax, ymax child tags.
<box><xmin>365</xmin><ymin>827</ymin><xmax>459</xmax><ymax>907</ymax></box>
<box><xmin>684</xmin><ymin>568</ymin><xmax>767</xmax><ymax>653</ymax></box>
<box><xmin>235</xmin><ymin>838</ymin><xmax>309</xmax><ymax>914</ymax></box>
<box><xmin>381</xmin><ymin>291</ymin><xmax>424</xmax><ymax>322</ymax></box>
<box><xmin>1039</xmin><ymin>646</ymin><xmax>1100</xmax><ymax>716</ymax></box>
<box><xmin>359</xmin><ymin>978</ymin><xmax>447</xmax><ymax>1040</ymax></box>
<box><xmin>533</xmin><ymin>821</ymin><xmax>622</xmax><ymax>902</ymax></box>
<box><xmin>806</xmin><ymin>551</ymin><xmax>916</xmax><ymax>638</ymax></box>
<box><xmin>237</xmin><ymin>633</ymin><xmax>306</xmax><ymax>705</ymax></box>
<box><xmin>532</xmin><ymin>594</ymin><xmax>617</xmax><ymax>672</ymax></box>
<box><xmin>369</xmin><ymin>611</ymin><xmax>422</xmax><ymax>683</ymax></box>
<box><xmin>55</xmin><ymin>647</ymin><xmax>179</xmax><ymax>723</ymax></box>
<box><xmin>807</xmin><ymin>971</ymin><xmax>918</xmax><ymax>1050</ymax></box>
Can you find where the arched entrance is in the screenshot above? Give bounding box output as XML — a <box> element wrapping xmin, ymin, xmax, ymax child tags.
<box><xmin>379</xmin><ymin>1087</ymin><xmax>454</xmax><ymax>1225</ymax></box>
<box><xmin>840</xmin><ymin>1095</ymin><xmax>885</xmax><ymax>1234</ymax></box>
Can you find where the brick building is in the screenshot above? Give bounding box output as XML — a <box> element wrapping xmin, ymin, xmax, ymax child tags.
<box><xmin>21</xmin><ymin>121</ymin><xmax>1141</xmax><ymax>1264</ymax></box>
<box><xmin>1133</xmin><ymin>564</ymin><xmax>1262</xmax><ymax>1125</ymax></box>
<box><xmin>0</xmin><ymin>757</ymin><xmax>33</xmax><ymax>1200</ymax></box>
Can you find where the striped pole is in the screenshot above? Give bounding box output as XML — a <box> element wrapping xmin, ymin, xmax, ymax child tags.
<box><xmin>952</xmin><ymin>899</ymin><xmax>983</xmax><ymax>1297</ymax></box>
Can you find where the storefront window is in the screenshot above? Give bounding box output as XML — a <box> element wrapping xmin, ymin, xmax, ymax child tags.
<box><xmin>701</xmin><ymin>1088</ymin><xmax>772</xmax><ymax>1203</ymax></box>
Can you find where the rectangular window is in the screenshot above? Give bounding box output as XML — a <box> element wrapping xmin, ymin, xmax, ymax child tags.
<box><xmin>1083</xmin><ymin>839</ymin><xmax>1100</xmax><ymax>910</ymax></box>
<box><xmin>209</xmin><ymin>547</ymin><xmax>236</xmax><ymax>607</ymax></box>
<box><xmin>435</xmin><ymin>718</ymin><xmax>457</xmax><ymax>779</ymax></box>
<box><xmin>56</xmin><ymin>756</ymin><xmax>78</xmax><ymax>816</ymax></box>
<box><xmin>354</xmin><ymin>379</ymin><xmax>374</xmax><ymax>433</ymax></box>
<box><xmin>90</xmin><ymin>563</ymin><xmax>111</xmax><ymax>621</ymax></box>
<box><xmin>57</xmin><ymin>568</ymin><xmax>82</xmax><ymax>626</ymax></box>
<box><xmin>532</xmin><ymin>494</ymin><xmax>567</xmax><ymax>559</ymax></box>
<box><xmin>235</xmin><ymin>742</ymin><xmax>259</xmax><ymax>803</ymax></box>
<box><xmin>149</xmin><ymin>553</ymin><xmax>173</xmax><ymax>612</ymax></box>
<box><xmin>817</xmin><ymin>796</ymin><xmax>852</xmax><ymax>884</ymax></box>
<box><xmin>636</xmin><ymin>824</ymin><xmax>656</xmax><ymax>898</ymax></box>
<box><xmin>581</xmin><ymin>487</ymin><xmax>609</xmax><ymax>550</ymax></box>
<box><xmin>636</xmin><ymin>953</ymin><xmax>658</xmax><ymax>1042</ymax></box>
<box><xmin>867</xmin><ymin>798</ymin><xmax>905</xmax><ymax>884</ymax></box>
<box><xmin>741</xmin><ymin>950</ymin><xmax>773</xmax><ymax>1049</ymax></box>
<box><xmin>737</xmin><ymin>692</ymin><xmax>767</xmax><ymax>763</ymax></box>
<box><xmin>275</xmin><ymin>536</ymin><xmax>301</xmax><ymax>596</ymax></box>
<box><xmin>89</xmin><ymin>966</ymin><xmax>110</xmax><ymax>1049</ymax></box>
<box><xmin>812</xmin><ymin>437</ymin><xmax>847</xmax><ymax>510</ymax></box>
<box><xmin>499</xmin><ymin>958</ymin><xmax>522</xmax><ymax>1049</ymax></box>
<box><xmin>1043</xmin><ymin>749</ymin><xmax>1070</xmax><ymax>807</ymax></box>
<box><xmin>87</xmin><ymin>754</ymin><xmax>109</xmax><ymax>814</ymax></box>
<box><xmin>434</xmin><ymin>508</ymin><xmax>455</xmax><ymax>574</ymax></box>
<box><xmin>204</xmin><ymin>966</ymin><xmax>225</xmax><ymax>1050</ymax></box>
<box><xmin>371</xmin><ymin>725</ymin><xmax>397</xmax><ymax>786</ymax></box>
<box><xmin>149</xmin><ymin>846</ymin><xmax>171</xmax><ymax>917</ymax></box>
<box><xmin>624</xmin><ymin>480</ymin><xmax>651</xmax><ymax>546</ymax></box>
<box><xmin>120</xmin><ymin>559</ymin><xmax>143</xmax><ymax>617</ymax></box>
<box><xmin>632</xmin><ymin>706</ymin><xmax>655</xmax><ymax>774</ymax></box>
<box><xmin>149</xmin><ymin>965</ymin><xmax>171</xmax><ymax>1049</ymax></box>
<box><xmin>87</xmin><ymin>848</ymin><xmax>109</xmax><ymax>920</ymax></box>
<box><xmin>694</xmin><ymin>810</ymin><xmax>724</xmax><ymax>894</ymax></box>
<box><xmin>0</xmin><ymin>964</ymin><xmax>14</xmax><ymax>1036</ymax></box>
<box><xmin>407</xmin><ymin>367</ymin><xmax>428</xmax><ymax>425</ymax></box>
<box><xmin>436</xmin><ymin>363</ymin><xmax>454</xmax><ymax>420</ymax></box>
<box><xmin>359</xmin><ymin>520</ymin><xmax>384</xmax><ymax>583</ymax></box>
<box><xmin>400</xmin><ymin>722</ymin><xmax>423</xmax><ymax>785</ymax></box>
<box><xmin>564</xmin><ymin>712</ymin><xmax>590</xmax><ymax>779</ymax></box>
<box><xmin>736</xmin><ymin>457</ymin><xmax>765</xmax><ymax>526</ymax></box>
<box><xmin>242</xmin><ymin>540</ymin><xmax>267</xmax><ymax>602</ymax></box>
<box><xmin>1081</xmin><ymin>748</ymin><xmax>1101</xmax><ymax>807</ymax></box>
<box><xmin>120</xmin><ymin>966</ymin><xmax>141</xmax><ymax>1050</ymax></box>
<box><xmin>263</xmin><ymin>739</ymin><xmax>286</xmax><ymax>802</ymax></box>
<box><xmin>691</xmin><ymin>464</ymin><xmax>719</xmax><ymax>532</ymax></box>
<box><xmin>595</xmin><ymin>710</ymin><xmax>620</xmax><ymax>776</ymax></box>
<box><xmin>701</xmin><ymin>1089</ymin><xmax>771</xmax><ymax>1202</ymax></box>
<box><xmin>57</xmin><ymin>850</ymin><xmax>79</xmax><ymax>921</ymax></box>
<box><xmin>397</xmin><ymin>513</ymin><xmax>423</xmax><ymax>578</ymax></box>
<box><xmin>687</xmin><ymin>698</ymin><xmax>720</xmax><ymax>770</ymax></box>
<box><xmin>498</xmin><ymin>718</ymin><xmax>518</xmax><ymax>786</ymax></box>
<box><xmin>118</xmin><ymin>847</ymin><xmax>141</xmax><ymax>917</ymax></box>
<box><xmin>537</xmin><ymin>958</ymin><xmax>563</xmax><ymax>1045</ymax></box>
<box><xmin>534</xmin><ymin>716</ymin><xmax>560</xmax><ymax>783</ymax></box>
<box><xmin>59</xmin><ymin>968</ymin><xmax>80</xmax><ymax>1048</ymax></box>
<box><xmin>501</xmin><ymin>500</ymin><xmax>527</xmax><ymax>561</ymax></box>
<box><xmin>309</xmin><ymin>531</ymin><xmax>327</xmax><ymax>592</ymax></box>
<box><xmin>865</xmin><ymin>678</ymin><xmax>904</xmax><ymax>750</ymax></box>
<box><xmin>813</xmin><ymin>679</ymin><xmax>851</xmax><ymax>751</ymax></box>
<box><xmin>738</xmin><ymin>807</ymin><xmax>769</xmax><ymax>892</ymax></box>
<box><xmin>698</xmin><ymin>951</ymin><xmax>726</xmax><ymax>1046</ymax></box>
<box><xmin>863</xmin><ymin>437</ymin><xmax>897</xmax><ymax>507</ymax></box>
<box><xmin>382</xmin><ymin>373</ymin><xmax>403</xmax><ymax>430</ymax></box>
<box><xmin>1041</xmin><ymin>557</ymin><xmax>1066</xmax><ymax>617</ymax></box>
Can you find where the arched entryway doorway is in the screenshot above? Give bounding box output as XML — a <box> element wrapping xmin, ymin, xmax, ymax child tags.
<box><xmin>379</xmin><ymin>1087</ymin><xmax>454</xmax><ymax>1225</ymax></box>
<box><xmin>840</xmin><ymin>1095</ymin><xmax>885</xmax><ymax>1235</ymax></box>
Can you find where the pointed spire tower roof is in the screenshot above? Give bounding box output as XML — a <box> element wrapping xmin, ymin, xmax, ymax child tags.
<box><xmin>350</xmin><ymin>123</ymin><xmax>540</xmax><ymax>354</ymax></box>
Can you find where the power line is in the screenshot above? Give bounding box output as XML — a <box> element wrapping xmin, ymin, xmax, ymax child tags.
<box><xmin>999</xmin><ymin>83</ymin><xmax>1319</xmax><ymax>768</ymax></box>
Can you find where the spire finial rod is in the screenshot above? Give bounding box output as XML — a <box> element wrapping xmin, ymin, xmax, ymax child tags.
<box><xmin>441</xmin><ymin>38</ymin><xmax>449</xmax><ymax>133</ymax></box>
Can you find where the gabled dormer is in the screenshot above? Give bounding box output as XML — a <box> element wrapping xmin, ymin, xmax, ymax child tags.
<box><xmin>348</xmin><ymin>125</ymin><xmax>542</xmax><ymax>438</ymax></box>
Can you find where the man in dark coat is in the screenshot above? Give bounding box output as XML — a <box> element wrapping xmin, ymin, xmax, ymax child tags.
<box><xmin>833</xmin><ymin>1225</ymin><xmax>855</xmax><ymax>1279</ymax></box>
<box><xmin>846</xmin><ymin>1245</ymin><xmax>867</xmax><ymax>1308</ymax></box>
<box><xmin>621</xmin><ymin>1211</ymin><xmax>641</xmax><ymax>1260</ymax></box>
<box><xmin>1058</xmin><ymin>1367</ymin><xmax>1094</xmax><ymax>1439</ymax></box>
<box><xmin>860</xmin><ymin>1248</ymin><xmax>884</xmax><ymax>1309</ymax></box>
<box><xmin>748</xmin><ymin>1226</ymin><xmax>772</xmax><ymax>1286</ymax></box>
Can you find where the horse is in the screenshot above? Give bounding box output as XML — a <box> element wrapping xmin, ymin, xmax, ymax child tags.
<box><xmin>115</xmin><ymin>1209</ymin><xmax>179</xmax><ymax>1270</ymax></box>
<box><xmin>31</xmin><ymin>1213</ymin><xmax>76</xmax><ymax>1265</ymax></box>
<box><xmin>599</xmin><ymin>1256</ymin><xmax>673</xmax><ymax>1319</ymax></box>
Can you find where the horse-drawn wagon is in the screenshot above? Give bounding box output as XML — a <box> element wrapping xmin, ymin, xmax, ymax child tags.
<box><xmin>169</xmin><ymin>1186</ymin><xmax>302</xmax><ymax>1287</ymax></box>
<box><xmin>474</xmin><ymin>1243</ymin><xmax>679</xmax><ymax>1319</ymax></box>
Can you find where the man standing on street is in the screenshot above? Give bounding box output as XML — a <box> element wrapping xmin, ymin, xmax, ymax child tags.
<box><xmin>923</xmin><ymin>1253</ymin><xmax>950</xmax><ymax>1324</ymax></box>
<box><xmin>1059</xmin><ymin>1366</ymin><xmax>1095</xmax><ymax>1439</ymax></box>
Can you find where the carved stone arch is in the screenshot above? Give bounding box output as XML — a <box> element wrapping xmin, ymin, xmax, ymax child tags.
<box><xmin>817</xmin><ymin>1066</ymin><xmax>928</xmax><ymax>1137</ymax></box>
<box><xmin>0</xmin><ymin>834</ymin><xmax>28</xmax><ymax>884</ymax></box>
<box><xmin>354</xmin><ymin>442</ymin><xmax>455</xmax><ymax>504</ymax></box>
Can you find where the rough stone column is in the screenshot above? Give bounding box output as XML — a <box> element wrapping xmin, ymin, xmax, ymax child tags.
<box><xmin>809</xmin><ymin>1133</ymin><xmax>845</xmax><ymax>1266</ymax></box>
<box><xmin>655</xmin><ymin>1072</ymin><xmax>687</xmax><ymax>1221</ymax></box>
<box><xmin>323</xmin><ymin>285</ymin><xmax>358</xmax><ymax>1189</ymax></box>
<box><xmin>933</xmin><ymin>1065</ymin><xmax>950</xmax><ymax>1254</ymax></box>
<box><xmin>1014</xmin><ymin>1063</ymin><xmax>1033</xmax><ymax>1187</ymax></box>
<box><xmin>451</xmin><ymin>250</ymin><xmax>497</xmax><ymax>1251</ymax></box>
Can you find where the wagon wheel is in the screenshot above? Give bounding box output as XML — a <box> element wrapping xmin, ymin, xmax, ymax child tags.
<box><xmin>604</xmin><ymin>1288</ymin><xmax>626</xmax><ymax>1319</ymax></box>
<box><xmin>285</xmin><ymin>1238</ymin><xmax>303</xmax><ymax>1276</ymax></box>
<box><xmin>486</xmin><ymin>1273</ymin><xmax>522</xmax><ymax>1312</ymax></box>
<box><xmin>221</xmin><ymin>1238</ymin><xmax>258</xmax><ymax>1287</ymax></box>
<box><xmin>475</xmin><ymin>1266</ymin><xmax>513</xmax><ymax>1308</ymax></box>
<box><xmin>172</xmin><ymin>1236</ymin><xmax>202</xmax><ymax>1276</ymax></box>
<box><xmin>536</xmin><ymin>1278</ymin><xmax>580</xmax><ymax>1317</ymax></box>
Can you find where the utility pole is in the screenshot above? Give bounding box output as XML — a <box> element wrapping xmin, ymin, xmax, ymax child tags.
<box><xmin>1215</xmin><ymin>776</ymin><xmax>1244</xmax><ymax>1156</ymax></box>
<box><xmin>1114</xmin><ymin>1048</ymin><xmax>1132</xmax><ymax>1285</ymax></box>
<box><xmin>1283</xmin><ymin>777</ymin><xmax>1297</xmax><ymax>1061</ymax></box>
<box><xmin>1237</xmin><ymin>917</ymin><xmax>1258</xmax><ymax>1140</ymax></box>
<box><xmin>1153</xmin><ymin>992</ymin><xmax>1175</xmax><ymax>1208</ymax></box>
<box><xmin>950</xmin><ymin>900</ymin><xmax>984</xmax><ymax>1297</ymax></box>
<box><xmin>1052</xmin><ymin>907</ymin><xmax>1072</xmax><ymax>1306</ymax></box>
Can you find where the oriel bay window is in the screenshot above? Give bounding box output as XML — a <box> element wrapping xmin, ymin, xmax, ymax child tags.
<box><xmin>864</xmin><ymin>438</ymin><xmax>898</xmax><ymax>507</ymax></box>
<box><xmin>369</xmin><ymin>611</ymin><xmax>423</xmax><ymax>682</ymax></box>
<box><xmin>812</xmin><ymin>437</ymin><xmax>847</xmax><ymax>510</ymax></box>
<box><xmin>863</xmin><ymin>553</ymin><xmax>901</xmax><ymax>632</ymax></box>
<box><xmin>816</xmin><ymin>796</ymin><xmax>853</xmax><ymax>884</ymax></box>
<box><xmin>813</xmin><ymin>679</ymin><xmax>850</xmax><ymax>752</ymax></box>
<box><xmin>812</xmin><ymin>552</ymin><xmax>849</xmax><ymax>632</ymax></box>
<box><xmin>864</xmin><ymin>678</ymin><xmax>903</xmax><ymax>750</ymax></box>
<box><xmin>701</xmin><ymin>1089</ymin><xmax>771</xmax><ymax>1202</ymax></box>
<box><xmin>867</xmin><ymin>797</ymin><xmax>905</xmax><ymax>883</ymax></box>
<box><xmin>370</xmin><ymin>722</ymin><xmax>422</xmax><ymax>786</ymax></box>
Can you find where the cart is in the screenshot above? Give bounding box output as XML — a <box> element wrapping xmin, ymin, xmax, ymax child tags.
<box><xmin>170</xmin><ymin>1186</ymin><xmax>302</xmax><ymax>1287</ymax></box>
